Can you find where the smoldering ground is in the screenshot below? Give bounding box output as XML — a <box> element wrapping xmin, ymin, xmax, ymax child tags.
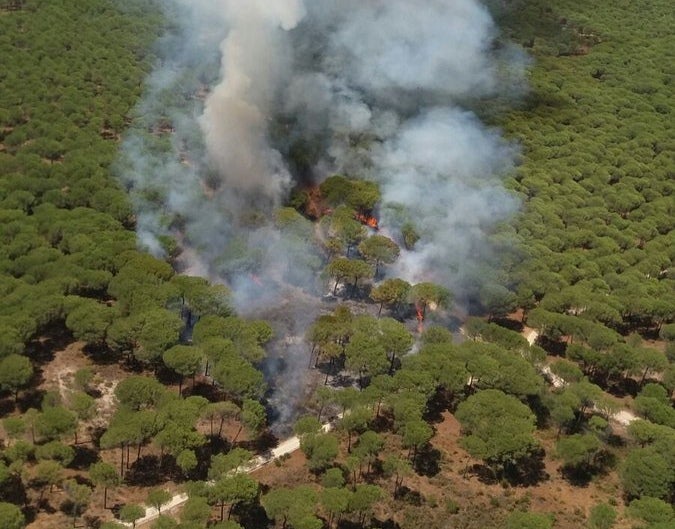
<box><xmin>116</xmin><ymin>0</ymin><xmax>526</xmax><ymax>426</ymax></box>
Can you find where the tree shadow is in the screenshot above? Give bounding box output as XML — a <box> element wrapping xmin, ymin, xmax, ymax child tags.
<box><xmin>492</xmin><ymin>317</ymin><xmax>524</xmax><ymax>333</ymax></box>
<box><xmin>85</xmin><ymin>387</ymin><xmax>103</xmax><ymax>399</ymax></box>
<box><xmin>59</xmin><ymin>499</ymin><xmax>84</xmax><ymax>523</ymax></box>
<box><xmin>605</xmin><ymin>377</ymin><xmax>640</xmax><ymax>398</ymax></box>
<box><xmin>236</xmin><ymin>503</ymin><xmax>271</xmax><ymax>529</ymax></box>
<box><xmin>22</xmin><ymin>505</ymin><xmax>38</xmax><ymax>525</ymax></box>
<box><xmin>422</xmin><ymin>389</ymin><xmax>451</xmax><ymax>424</ymax></box>
<box><xmin>559</xmin><ymin>450</ymin><xmax>616</xmax><ymax>487</ymax></box>
<box><xmin>191</xmin><ymin>380</ymin><xmax>225</xmax><ymax>402</ymax></box>
<box><xmin>83</xmin><ymin>343</ymin><xmax>122</xmax><ymax>365</ymax></box>
<box><xmin>606</xmin><ymin>434</ymin><xmax>625</xmax><ymax>448</ymax></box>
<box><xmin>238</xmin><ymin>429</ymin><xmax>278</xmax><ymax>454</ymax></box>
<box><xmin>503</xmin><ymin>449</ymin><xmax>549</xmax><ymax>486</ymax></box>
<box><xmin>37</xmin><ymin>498</ymin><xmax>57</xmax><ymax>513</ymax></box>
<box><xmin>206</xmin><ymin>435</ymin><xmax>231</xmax><ymax>454</ymax></box>
<box><xmin>468</xmin><ymin>463</ymin><xmax>499</xmax><ymax>484</ymax></box>
<box><xmin>72</xmin><ymin>474</ymin><xmax>94</xmax><ymax>487</ymax></box>
<box><xmin>83</xmin><ymin>515</ymin><xmax>101</xmax><ymax>529</ymax></box>
<box><xmin>560</xmin><ymin>465</ymin><xmax>593</xmax><ymax>487</ymax></box>
<box><xmin>468</xmin><ymin>449</ymin><xmax>549</xmax><ymax>487</ymax></box>
<box><xmin>70</xmin><ymin>446</ymin><xmax>100</xmax><ymax>470</ymax></box>
<box><xmin>526</xmin><ymin>394</ymin><xmax>550</xmax><ymax>429</ymax></box>
<box><xmin>125</xmin><ymin>455</ymin><xmax>168</xmax><ymax>486</ymax></box>
<box><xmin>537</xmin><ymin>336</ymin><xmax>567</xmax><ymax>357</ymax></box>
<box><xmin>413</xmin><ymin>445</ymin><xmax>441</xmax><ymax>477</ymax></box>
<box><xmin>370</xmin><ymin>413</ymin><xmax>394</xmax><ymax>433</ymax></box>
<box><xmin>343</xmin><ymin>284</ymin><xmax>371</xmax><ymax>301</ymax></box>
<box><xmin>17</xmin><ymin>387</ymin><xmax>46</xmax><ymax>413</ymax></box>
<box><xmin>338</xmin><ymin>518</ymin><xmax>401</xmax><ymax>529</ymax></box>
<box><xmin>0</xmin><ymin>474</ymin><xmax>27</xmax><ymax>505</ymax></box>
<box><xmin>394</xmin><ymin>485</ymin><xmax>423</xmax><ymax>505</ymax></box>
<box><xmin>25</xmin><ymin>323</ymin><xmax>73</xmax><ymax>364</ymax></box>
<box><xmin>0</xmin><ymin>397</ymin><xmax>16</xmax><ymax>418</ymax></box>
<box><xmin>155</xmin><ymin>366</ymin><xmax>181</xmax><ymax>387</ymax></box>
<box><xmin>88</xmin><ymin>426</ymin><xmax>107</xmax><ymax>447</ymax></box>
<box><xmin>325</xmin><ymin>372</ymin><xmax>359</xmax><ymax>389</ymax></box>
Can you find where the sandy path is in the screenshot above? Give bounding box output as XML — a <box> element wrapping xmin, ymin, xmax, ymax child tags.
<box><xmin>523</xmin><ymin>327</ymin><xmax>638</xmax><ymax>425</ymax></box>
<box><xmin>127</xmin><ymin>325</ymin><xmax>647</xmax><ymax>526</ymax></box>
<box><xmin>128</xmin><ymin>417</ymin><xmax>341</xmax><ymax>527</ymax></box>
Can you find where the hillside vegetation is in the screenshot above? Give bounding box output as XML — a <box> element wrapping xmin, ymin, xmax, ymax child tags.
<box><xmin>0</xmin><ymin>1</ymin><xmax>672</xmax><ymax>529</ymax></box>
<box><xmin>497</xmin><ymin>0</ymin><xmax>674</xmax><ymax>345</ymax></box>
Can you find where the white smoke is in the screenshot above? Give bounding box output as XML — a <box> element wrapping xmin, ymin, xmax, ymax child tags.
<box><xmin>199</xmin><ymin>0</ymin><xmax>305</xmax><ymax>204</ymax></box>
<box><xmin>320</xmin><ymin>0</ymin><xmax>499</xmax><ymax>99</ymax></box>
<box><xmin>117</xmin><ymin>0</ymin><xmax>526</xmax><ymax>424</ymax></box>
<box><xmin>118</xmin><ymin>0</ymin><xmax>527</xmax><ymax>304</ymax></box>
<box><xmin>373</xmin><ymin>107</ymin><xmax>519</xmax><ymax>287</ymax></box>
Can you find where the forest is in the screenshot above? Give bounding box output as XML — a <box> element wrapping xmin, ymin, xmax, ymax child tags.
<box><xmin>0</xmin><ymin>0</ymin><xmax>672</xmax><ymax>529</ymax></box>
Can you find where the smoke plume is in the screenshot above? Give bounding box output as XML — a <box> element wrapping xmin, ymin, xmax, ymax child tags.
<box><xmin>117</xmin><ymin>0</ymin><xmax>526</xmax><ymax>425</ymax></box>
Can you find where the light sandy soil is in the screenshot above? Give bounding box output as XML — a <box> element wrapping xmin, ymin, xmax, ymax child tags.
<box><xmin>132</xmin><ymin>327</ymin><xmax>643</xmax><ymax>527</ymax></box>
<box><xmin>39</xmin><ymin>342</ymin><xmax>82</xmax><ymax>401</ymax></box>
<box><xmin>522</xmin><ymin>327</ymin><xmax>638</xmax><ymax>426</ymax></box>
<box><xmin>129</xmin><ymin>414</ymin><xmax>344</xmax><ymax>527</ymax></box>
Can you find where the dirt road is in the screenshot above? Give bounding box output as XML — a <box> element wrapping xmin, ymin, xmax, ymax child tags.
<box><xmin>524</xmin><ymin>327</ymin><xmax>638</xmax><ymax>425</ymax></box>
<box><xmin>128</xmin><ymin>417</ymin><xmax>340</xmax><ymax>526</ymax></box>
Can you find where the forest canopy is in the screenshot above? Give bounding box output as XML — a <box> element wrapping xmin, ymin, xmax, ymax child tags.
<box><xmin>0</xmin><ymin>1</ymin><xmax>673</xmax><ymax>529</ymax></box>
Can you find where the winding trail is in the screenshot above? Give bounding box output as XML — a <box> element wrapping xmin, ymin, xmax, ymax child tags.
<box><xmin>126</xmin><ymin>417</ymin><xmax>339</xmax><ymax>527</ymax></box>
<box><xmin>523</xmin><ymin>328</ymin><xmax>638</xmax><ymax>426</ymax></box>
<box><xmin>125</xmin><ymin>328</ymin><xmax>641</xmax><ymax>526</ymax></box>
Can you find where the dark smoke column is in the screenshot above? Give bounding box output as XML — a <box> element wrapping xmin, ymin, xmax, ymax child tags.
<box><xmin>199</xmin><ymin>0</ymin><xmax>306</xmax><ymax>211</ymax></box>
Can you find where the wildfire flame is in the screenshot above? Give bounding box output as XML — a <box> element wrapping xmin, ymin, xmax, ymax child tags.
<box><xmin>301</xmin><ymin>185</ymin><xmax>332</xmax><ymax>220</ymax></box>
<box><xmin>415</xmin><ymin>304</ymin><xmax>425</xmax><ymax>333</ymax></box>
<box><xmin>250</xmin><ymin>273</ymin><xmax>263</xmax><ymax>287</ymax></box>
<box><xmin>355</xmin><ymin>212</ymin><xmax>379</xmax><ymax>229</ymax></box>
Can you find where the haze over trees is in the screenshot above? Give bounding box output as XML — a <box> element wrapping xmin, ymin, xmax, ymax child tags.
<box><xmin>0</xmin><ymin>0</ymin><xmax>672</xmax><ymax>528</ymax></box>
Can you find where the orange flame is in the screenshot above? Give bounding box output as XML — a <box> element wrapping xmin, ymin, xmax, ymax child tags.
<box><xmin>415</xmin><ymin>304</ymin><xmax>424</xmax><ymax>333</ymax></box>
<box><xmin>355</xmin><ymin>213</ymin><xmax>379</xmax><ymax>229</ymax></box>
<box><xmin>304</xmin><ymin>185</ymin><xmax>327</xmax><ymax>219</ymax></box>
<box><xmin>250</xmin><ymin>274</ymin><xmax>263</xmax><ymax>287</ymax></box>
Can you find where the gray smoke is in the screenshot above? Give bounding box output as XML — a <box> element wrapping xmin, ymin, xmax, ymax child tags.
<box><xmin>117</xmin><ymin>0</ymin><xmax>525</xmax><ymax>424</ymax></box>
<box><xmin>199</xmin><ymin>1</ymin><xmax>305</xmax><ymax>205</ymax></box>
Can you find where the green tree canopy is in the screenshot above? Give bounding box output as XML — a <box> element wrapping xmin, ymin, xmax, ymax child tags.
<box><xmin>262</xmin><ymin>486</ymin><xmax>320</xmax><ymax>529</ymax></box>
<box><xmin>162</xmin><ymin>345</ymin><xmax>203</xmax><ymax>395</ymax></box>
<box><xmin>455</xmin><ymin>389</ymin><xmax>538</xmax><ymax>474</ymax></box>
<box><xmin>89</xmin><ymin>461</ymin><xmax>120</xmax><ymax>509</ymax></box>
<box><xmin>208</xmin><ymin>474</ymin><xmax>258</xmax><ymax>521</ymax></box>
<box><xmin>370</xmin><ymin>278</ymin><xmax>411</xmax><ymax>316</ymax></box>
<box><xmin>300</xmin><ymin>433</ymin><xmax>339</xmax><ymax>472</ymax></box>
<box><xmin>357</xmin><ymin>235</ymin><xmax>400</xmax><ymax>276</ymax></box>
<box><xmin>0</xmin><ymin>502</ymin><xmax>25</xmax><ymax>529</ymax></box>
<box><xmin>0</xmin><ymin>354</ymin><xmax>33</xmax><ymax>400</ymax></box>
<box><xmin>621</xmin><ymin>446</ymin><xmax>674</xmax><ymax>500</ymax></box>
<box><xmin>119</xmin><ymin>504</ymin><xmax>145</xmax><ymax>529</ymax></box>
<box><xmin>115</xmin><ymin>375</ymin><xmax>166</xmax><ymax>411</ymax></box>
<box><xmin>146</xmin><ymin>488</ymin><xmax>173</xmax><ymax>514</ymax></box>
<box><xmin>587</xmin><ymin>503</ymin><xmax>617</xmax><ymax>529</ymax></box>
<box><xmin>505</xmin><ymin>511</ymin><xmax>553</xmax><ymax>529</ymax></box>
<box><xmin>36</xmin><ymin>406</ymin><xmax>77</xmax><ymax>441</ymax></box>
<box><xmin>408</xmin><ymin>281</ymin><xmax>452</xmax><ymax>320</ymax></box>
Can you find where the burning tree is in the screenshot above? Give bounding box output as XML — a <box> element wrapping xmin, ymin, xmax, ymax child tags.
<box><xmin>354</xmin><ymin>212</ymin><xmax>379</xmax><ymax>230</ymax></box>
<box><xmin>319</xmin><ymin>174</ymin><xmax>380</xmax><ymax>213</ymax></box>
<box><xmin>408</xmin><ymin>282</ymin><xmax>452</xmax><ymax>330</ymax></box>
<box><xmin>327</xmin><ymin>206</ymin><xmax>368</xmax><ymax>256</ymax></box>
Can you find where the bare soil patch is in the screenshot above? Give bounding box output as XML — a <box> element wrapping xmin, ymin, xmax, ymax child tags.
<box><xmin>242</xmin><ymin>409</ymin><xmax>633</xmax><ymax>529</ymax></box>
